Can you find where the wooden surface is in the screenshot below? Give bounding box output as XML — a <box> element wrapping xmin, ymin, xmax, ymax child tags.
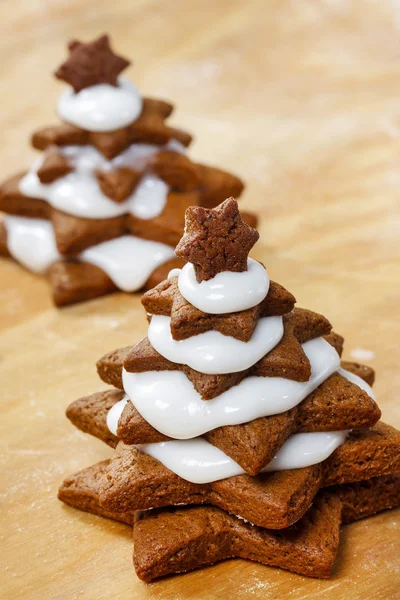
<box><xmin>1</xmin><ymin>1</ymin><xmax>400</xmax><ymax>599</ymax></box>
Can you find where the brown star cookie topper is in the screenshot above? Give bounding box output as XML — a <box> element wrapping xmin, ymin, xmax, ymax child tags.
<box><xmin>55</xmin><ymin>34</ymin><xmax>131</xmax><ymax>93</ymax></box>
<box><xmin>175</xmin><ymin>197</ymin><xmax>260</xmax><ymax>282</ymax></box>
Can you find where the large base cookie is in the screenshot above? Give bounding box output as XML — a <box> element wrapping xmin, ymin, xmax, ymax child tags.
<box><xmin>58</xmin><ymin>463</ymin><xmax>400</xmax><ymax>581</ymax></box>
<box><xmin>133</xmin><ymin>474</ymin><xmax>400</xmax><ymax>582</ymax></box>
<box><xmin>59</xmin><ymin>460</ymin><xmax>133</xmax><ymax>525</ymax></box>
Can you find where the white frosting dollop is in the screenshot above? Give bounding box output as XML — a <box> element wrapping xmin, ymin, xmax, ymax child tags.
<box><xmin>148</xmin><ymin>315</ymin><xmax>283</xmax><ymax>374</ymax></box>
<box><xmin>177</xmin><ymin>259</ymin><xmax>270</xmax><ymax>314</ymax></box>
<box><xmin>4</xmin><ymin>216</ymin><xmax>61</xmax><ymax>273</ymax></box>
<box><xmin>57</xmin><ymin>78</ymin><xmax>143</xmax><ymax>132</ymax></box>
<box><xmin>122</xmin><ymin>337</ymin><xmax>340</xmax><ymax>438</ymax></box>
<box><xmin>106</xmin><ymin>396</ymin><xmax>129</xmax><ymax>435</ymax></box>
<box><xmin>80</xmin><ymin>235</ymin><xmax>175</xmax><ymax>292</ymax></box>
<box><xmin>138</xmin><ymin>430</ymin><xmax>348</xmax><ymax>484</ymax></box>
<box><xmin>338</xmin><ymin>367</ymin><xmax>376</xmax><ymax>400</ymax></box>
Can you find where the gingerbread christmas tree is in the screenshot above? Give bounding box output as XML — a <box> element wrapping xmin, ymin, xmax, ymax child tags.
<box><xmin>59</xmin><ymin>198</ymin><xmax>400</xmax><ymax>581</ymax></box>
<box><xmin>0</xmin><ymin>35</ymin><xmax>253</xmax><ymax>306</ymax></box>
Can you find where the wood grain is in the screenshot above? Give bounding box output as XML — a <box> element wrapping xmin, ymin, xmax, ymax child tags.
<box><xmin>1</xmin><ymin>1</ymin><xmax>399</xmax><ymax>599</ymax></box>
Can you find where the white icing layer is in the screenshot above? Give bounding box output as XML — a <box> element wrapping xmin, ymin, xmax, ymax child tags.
<box><xmin>338</xmin><ymin>367</ymin><xmax>376</xmax><ymax>400</ymax></box>
<box><xmin>20</xmin><ymin>167</ymin><xmax>168</xmax><ymax>221</ymax></box>
<box><xmin>4</xmin><ymin>216</ymin><xmax>60</xmax><ymax>273</ymax></box>
<box><xmin>18</xmin><ymin>139</ymin><xmax>185</xmax><ymax>221</ymax></box>
<box><xmin>148</xmin><ymin>315</ymin><xmax>283</xmax><ymax>374</ymax></box>
<box><xmin>80</xmin><ymin>235</ymin><xmax>175</xmax><ymax>292</ymax></box>
<box><xmin>57</xmin><ymin>78</ymin><xmax>143</xmax><ymax>132</ymax></box>
<box><xmin>177</xmin><ymin>259</ymin><xmax>269</xmax><ymax>314</ymax></box>
<box><xmin>107</xmin><ymin>396</ymin><xmax>129</xmax><ymax>436</ymax></box>
<box><xmin>122</xmin><ymin>337</ymin><xmax>340</xmax><ymax>438</ymax></box>
<box><xmin>138</xmin><ymin>431</ymin><xmax>348</xmax><ymax>484</ymax></box>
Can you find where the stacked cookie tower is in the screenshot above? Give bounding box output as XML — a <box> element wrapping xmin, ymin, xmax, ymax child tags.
<box><xmin>60</xmin><ymin>199</ymin><xmax>400</xmax><ymax>581</ymax></box>
<box><xmin>0</xmin><ymin>35</ymin><xmax>249</xmax><ymax>306</ymax></box>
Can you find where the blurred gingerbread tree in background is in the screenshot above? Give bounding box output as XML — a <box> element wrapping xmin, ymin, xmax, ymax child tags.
<box><xmin>0</xmin><ymin>35</ymin><xmax>254</xmax><ymax>306</ymax></box>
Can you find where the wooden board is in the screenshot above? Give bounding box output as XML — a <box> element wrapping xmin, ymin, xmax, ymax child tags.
<box><xmin>1</xmin><ymin>1</ymin><xmax>399</xmax><ymax>598</ymax></box>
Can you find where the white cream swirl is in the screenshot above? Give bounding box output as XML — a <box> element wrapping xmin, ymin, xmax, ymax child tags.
<box><xmin>57</xmin><ymin>78</ymin><xmax>143</xmax><ymax>132</ymax></box>
<box><xmin>107</xmin><ymin>396</ymin><xmax>129</xmax><ymax>435</ymax></box>
<box><xmin>177</xmin><ymin>258</ymin><xmax>270</xmax><ymax>314</ymax></box>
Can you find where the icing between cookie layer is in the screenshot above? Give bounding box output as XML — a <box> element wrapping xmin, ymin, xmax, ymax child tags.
<box><xmin>137</xmin><ymin>431</ymin><xmax>348</xmax><ymax>484</ymax></box>
<box><xmin>177</xmin><ymin>258</ymin><xmax>270</xmax><ymax>314</ymax></box>
<box><xmin>4</xmin><ymin>216</ymin><xmax>61</xmax><ymax>273</ymax></box>
<box><xmin>122</xmin><ymin>337</ymin><xmax>340</xmax><ymax>438</ymax></box>
<box><xmin>57</xmin><ymin>78</ymin><xmax>143</xmax><ymax>132</ymax></box>
<box><xmin>107</xmin><ymin>396</ymin><xmax>129</xmax><ymax>435</ymax></box>
<box><xmin>148</xmin><ymin>314</ymin><xmax>284</xmax><ymax>374</ymax></box>
<box><xmin>80</xmin><ymin>236</ymin><xmax>175</xmax><ymax>292</ymax></box>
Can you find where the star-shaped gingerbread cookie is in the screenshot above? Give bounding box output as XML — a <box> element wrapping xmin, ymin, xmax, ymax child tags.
<box><xmin>57</xmin><ymin>459</ymin><xmax>400</xmax><ymax>582</ymax></box>
<box><xmin>55</xmin><ymin>34</ymin><xmax>130</xmax><ymax>93</ymax></box>
<box><xmin>175</xmin><ymin>197</ymin><xmax>259</xmax><ymax>281</ymax></box>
